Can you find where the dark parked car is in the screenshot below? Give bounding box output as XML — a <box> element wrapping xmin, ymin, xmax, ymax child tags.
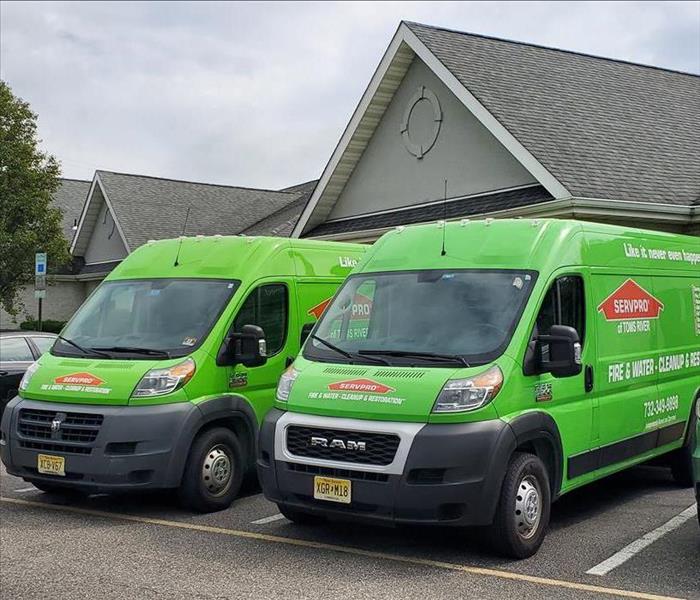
<box><xmin>0</xmin><ymin>331</ymin><xmax>57</xmax><ymax>416</ymax></box>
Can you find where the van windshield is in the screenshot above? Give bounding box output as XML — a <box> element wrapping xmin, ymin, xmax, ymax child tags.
<box><xmin>305</xmin><ymin>270</ymin><xmax>536</xmax><ymax>367</ymax></box>
<box><xmin>54</xmin><ymin>279</ymin><xmax>239</xmax><ymax>359</ymax></box>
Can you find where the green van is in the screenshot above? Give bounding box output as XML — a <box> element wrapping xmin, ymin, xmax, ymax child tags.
<box><xmin>258</xmin><ymin>219</ymin><xmax>700</xmax><ymax>557</ymax></box>
<box><xmin>0</xmin><ymin>236</ymin><xmax>365</xmax><ymax>511</ymax></box>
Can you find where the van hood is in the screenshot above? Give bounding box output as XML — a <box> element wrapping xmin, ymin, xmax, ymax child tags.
<box><xmin>287</xmin><ymin>360</ymin><xmax>471</xmax><ymax>422</ymax></box>
<box><xmin>21</xmin><ymin>355</ymin><xmax>164</xmax><ymax>406</ymax></box>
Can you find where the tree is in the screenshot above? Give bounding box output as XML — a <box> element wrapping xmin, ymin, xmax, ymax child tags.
<box><xmin>0</xmin><ymin>80</ymin><xmax>70</xmax><ymax>317</ymax></box>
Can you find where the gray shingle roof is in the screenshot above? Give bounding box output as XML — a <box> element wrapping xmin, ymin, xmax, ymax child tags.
<box><xmin>308</xmin><ymin>185</ymin><xmax>551</xmax><ymax>237</ymax></box>
<box><xmin>406</xmin><ymin>22</ymin><xmax>700</xmax><ymax>207</ymax></box>
<box><xmin>243</xmin><ymin>179</ymin><xmax>317</xmax><ymax>237</ymax></box>
<box><xmin>52</xmin><ymin>178</ymin><xmax>91</xmax><ymax>242</ymax></box>
<box><xmin>96</xmin><ymin>171</ymin><xmax>302</xmax><ymax>249</ymax></box>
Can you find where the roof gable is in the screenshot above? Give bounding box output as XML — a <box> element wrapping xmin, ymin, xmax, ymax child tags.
<box><xmin>406</xmin><ymin>22</ymin><xmax>700</xmax><ymax>207</ymax></box>
<box><xmin>71</xmin><ymin>171</ymin><xmax>302</xmax><ymax>255</ymax></box>
<box><xmin>293</xmin><ymin>22</ymin><xmax>569</xmax><ymax>236</ymax></box>
<box><xmin>325</xmin><ymin>56</ymin><xmax>538</xmax><ymax>221</ymax></box>
<box><xmin>293</xmin><ymin>21</ymin><xmax>699</xmax><ymax>237</ymax></box>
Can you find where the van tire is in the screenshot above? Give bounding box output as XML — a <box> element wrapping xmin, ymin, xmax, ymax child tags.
<box><xmin>669</xmin><ymin>402</ymin><xmax>698</xmax><ymax>488</ymax></box>
<box><xmin>487</xmin><ymin>452</ymin><xmax>551</xmax><ymax>559</ymax></box>
<box><xmin>178</xmin><ymin>427</ymin><xmax>244</xmax><ymax>513</ymax></box>
<box><xmin>277</xmin><ymin>503</ymin><xmax>323</xmax><ymax>525</ymax></box>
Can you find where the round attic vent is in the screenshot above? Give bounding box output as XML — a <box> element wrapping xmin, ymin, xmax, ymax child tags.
<box><xmin>400</xmin><ymin>86</ymin><xmax>442</xmax><ymax>159</ymax></box>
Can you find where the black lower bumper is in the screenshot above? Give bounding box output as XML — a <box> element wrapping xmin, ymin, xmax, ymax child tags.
<box><xmin>0</xmin><ymin>396</ymin><xmax>197</xmax><ymax>492</ymax></box>
<box><xmin>258</xmin><ymin>409</ymin><xmax>516</xmax><ymax>527</ymax></box>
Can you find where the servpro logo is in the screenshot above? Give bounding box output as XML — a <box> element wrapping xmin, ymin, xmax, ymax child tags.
<box><xmin>327</xmin><ymin>379</ymin><xmax>395</xmax><ymax>394</ymax></box>
<box><xmin>307</xmin><ymin>298</ymin><xmax>332</xmax><ymax>320</ymax></box>
<box><xmin>597</xmin><ymin>279</ymin><xmax>664</xmax><ymax>321</ymax></box>
<box><xmin>54</xmin><ymin>372</ymin><xmax>104</xmax><ymax>386</ymax></box>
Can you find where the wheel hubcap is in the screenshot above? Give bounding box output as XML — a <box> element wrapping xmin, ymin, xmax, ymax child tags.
<box><xmin>514</xmin><ymin>475</ymin><xmax>541</xmax><ymax>539</ymax></box>
<box><xmin>202</xmin><ymin>445</ymin><xmax>233</xmax><ymax>497</ymax></box>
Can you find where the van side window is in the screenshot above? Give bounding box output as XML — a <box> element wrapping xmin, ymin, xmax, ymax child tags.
<box><xmin>234</xmin><ymin>284</ymin><xmax>288</xmax><ymax>356</ymax></box>
<box><xmin>535</xmin><ymin>276</ymin><xmax>585</xmax><ymax>345</ymax></box>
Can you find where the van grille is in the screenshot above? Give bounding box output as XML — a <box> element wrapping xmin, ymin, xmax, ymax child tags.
<box><xmin>286</xmin><ymin>462</ymin><xmax>389</xmax><ymax>482</ymax></box>
<box><xmin>17</xmin><ymin>408</ymin><xmax>103</xmax><ymax>454</ymax></box>
<box><xmin>321</xmin><ymin>367</ymin><xmax>368</xmax><ymax>376</ymax></box>
<box><xmin>371</xmin><ymin>370</ymin><xmax>426</xmax><ymax>379</ymax></box>
<box><xmin>286</xmin><ymin>426</ymin><xmax>399</xmax><ymax>466</ymax></box>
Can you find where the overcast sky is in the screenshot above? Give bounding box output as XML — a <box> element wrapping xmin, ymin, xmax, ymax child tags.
<box><xmin>2</xmin><ymin>1</ymin><xmax>699</xmax><ymax>189</ymax></box>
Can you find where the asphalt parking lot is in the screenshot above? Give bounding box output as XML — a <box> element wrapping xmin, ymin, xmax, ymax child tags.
<box><xmin>1</xmin><ymin>463</ymin><xmax>697</xmax><ymax>600</ymax></box>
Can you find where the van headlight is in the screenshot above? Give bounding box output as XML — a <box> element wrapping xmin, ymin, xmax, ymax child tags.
<box><xmin>432</xmin><ymin>365</ymin><xmax>503</xmax><ymax>413</ymax></box>
<box><xmin>276</xmin><ymin>365</ymin><xmax>299</xmax><ymax>402</ymax></box>
<box><xmin>19</xmin><ymin>361</ymin><xmax>40</xmax><ymax>392</ymax></box>
<box><xmin>132</xmin><ymin>358</ymin><xmax>196</xmax><ymax>398</ymax></box>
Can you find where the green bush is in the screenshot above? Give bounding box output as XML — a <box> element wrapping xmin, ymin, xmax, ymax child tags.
<box><xmin>19</xmin><ymin>319</ymin><xmax>66</xmax><ymax>333</ymax></box>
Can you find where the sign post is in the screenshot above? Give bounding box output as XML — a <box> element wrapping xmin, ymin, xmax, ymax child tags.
<box><xmin>35</xmin><ymin>252</ymin><xmax>47</xmax><ymax>331</ymax></box>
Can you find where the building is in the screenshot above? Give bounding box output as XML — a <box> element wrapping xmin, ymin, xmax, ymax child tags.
<box><xmin>2</xmin><ymin>172</ymin><xmax>312</xmax><ymax>327</ymax></box>
<box><xmin>293</xmin><ymin>22</ymin><xmax>699</xmax><ymax>241</ymax></box>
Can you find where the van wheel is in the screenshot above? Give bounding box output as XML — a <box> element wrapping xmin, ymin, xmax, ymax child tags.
<box><xmin>277</xmin><ymin>503</ymin><xmax>323</xmax><ymax>525</ymax></box>
<box><xmin>670</xmin><ymin>402</ymin><xmax>697</xmax><ymax>487</ymax></box>
<box><xmin>179</xmin><ymin>427</ymin><xmax>244</xmax><ymax>513</ymax></box>
<box><xmin>487</xmin><ymin>452</ymin><xmax>551</xmax><ymax>559</ymax></box>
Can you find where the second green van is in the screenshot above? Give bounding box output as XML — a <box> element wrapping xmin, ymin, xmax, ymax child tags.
<box><xmin>0</xmin><ymin>236</ymin><xmax>365</xmax><ymax>511</ymax></box>
<box><xmin>258</xmin><ymin>219</ymin><xmax>700</xmax><ymax>557</ymax></box>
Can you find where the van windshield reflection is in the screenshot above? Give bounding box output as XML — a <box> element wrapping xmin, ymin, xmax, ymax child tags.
<box><xmin>53</xmin><ymin>279</ymin><xmax>239</xmax><ymax>359</ymax></box>
<box><xmin>305</xmin><ymin>270</ymin><xmax>536</xmax><ymax>367</ymax></box>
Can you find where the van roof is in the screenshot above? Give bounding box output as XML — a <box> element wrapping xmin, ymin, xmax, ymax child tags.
<box><xmin>106</xmin><ymin>236</ymin><xmax>366</xmax><ymax>281</ymax></box>
<box><xmin>361</xmin><ymin>219</ymin><xmax>700</xmax><ymax>275</ymax></box>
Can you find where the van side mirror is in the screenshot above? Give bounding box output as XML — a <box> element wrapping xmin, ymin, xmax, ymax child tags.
<box><xmin>536</xmin><ymin>325</ymin><xmax>582</xmax><ymax>378</ymax></box>
<box><xmin>300</xmin><ymin>323</ymin><xmax>314</xmax><ymax>346</ymax></box>
<box><xmin>217</xmin><ymin>324</ymin><xmax>267</xmax><ymax>367</ymax></box>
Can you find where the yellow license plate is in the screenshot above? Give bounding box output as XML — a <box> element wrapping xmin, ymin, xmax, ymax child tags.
<box><xmin>313</xmin><ymin>476</ymin><xmax>351</xmax><ymax>504</ymax></box>
<box><xmin>37</xmin><ymin>454</ymin><xmax>65</xmax><ymax>477</ymax></box>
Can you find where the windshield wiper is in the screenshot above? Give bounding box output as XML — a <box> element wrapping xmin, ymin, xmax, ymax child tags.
<box><xmin>56</xmin><ymin>336</ymin><xmax>112</xmax><ymax>359</ymax></box>
<box><xmin>310</xmin><ymin>335</ymin><xmax>389</xmax><ymax>365</ymax></box>
<box><xmin>92</xmin><ymin>346</ymin><xmax>171</xmax><ymax>358</ymax></box>
<box><xmin>358</xmin><ymin>349</ymin><xmax>470</xmax><ymax>368</ymax></box>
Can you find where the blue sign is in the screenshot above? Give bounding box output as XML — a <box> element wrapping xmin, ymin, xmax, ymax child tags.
<box><xmin>35</xmin><ymin>252</ymin><xmax>47</xmax><ymax>291</ymax></box>
<box><xmin>35</xmin><ymin>252</ymin><xmax>47</xmax><ymax>276</ymax></box>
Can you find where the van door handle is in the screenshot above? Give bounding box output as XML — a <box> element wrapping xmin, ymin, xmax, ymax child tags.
<box><xmin>585</xmin><ymin>365</ymin><xmax>594</xmax><ymax>393</ymax></box>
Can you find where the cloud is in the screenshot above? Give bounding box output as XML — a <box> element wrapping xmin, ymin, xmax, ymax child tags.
<box><xmin>1</xmin><ymin>1</ymin><xmax>698</xmax><ymax>187</ymax></box>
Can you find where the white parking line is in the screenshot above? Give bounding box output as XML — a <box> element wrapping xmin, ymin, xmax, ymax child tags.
<box><xmin>586</xmin><ymin>504</ymin><xmax>697</xmax><ymax>576</ymax></box>
<box><xmin>15</xmin><ymin>487</ymin><xmax>36</xmax><ymax>493</ymax></box>
<box><xmin>252</xmin><ymin>513</ymin><xmax>286</xmax><ymax>525</ymax></box>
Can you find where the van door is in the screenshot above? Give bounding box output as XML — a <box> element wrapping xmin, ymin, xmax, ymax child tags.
<box><xmin>649</xmin><ymin>275</ymin><xmax>697</xmax><ymax>446</ymax></box>
<box><xmin>227</xmin><ymin>281</ymin><xmax>293</xmax><ymax>422</ymax></box>
<box><xmin>586</xmin><ymin>273</ymin><xmax>660</xmax><ymax>475</ymax></box>
<box><xmin>526</xmin><ymin>273</ymin><xmax>594</xmax><ymax>488</ymax></box>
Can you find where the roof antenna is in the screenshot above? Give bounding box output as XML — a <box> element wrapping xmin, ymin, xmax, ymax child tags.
<box><xmin>440</xmin><ymin>179</ymin><xmax>448</xmax><ymax>256</ymax></box>
<box><xmin>173</xmin><ymin>206</ymin><xmax>191</xmax><ymax>267</ymax></box>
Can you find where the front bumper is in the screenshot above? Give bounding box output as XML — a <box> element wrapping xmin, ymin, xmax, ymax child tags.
<box><xmin>0</xmin><ymin>396</ymin><xmax>197</xmax><ymax>492</ymax></box>
<box><xmin>258</xmin><ymin>409</ymin><xmax>515</xmax><ymax>527</ymax></box>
